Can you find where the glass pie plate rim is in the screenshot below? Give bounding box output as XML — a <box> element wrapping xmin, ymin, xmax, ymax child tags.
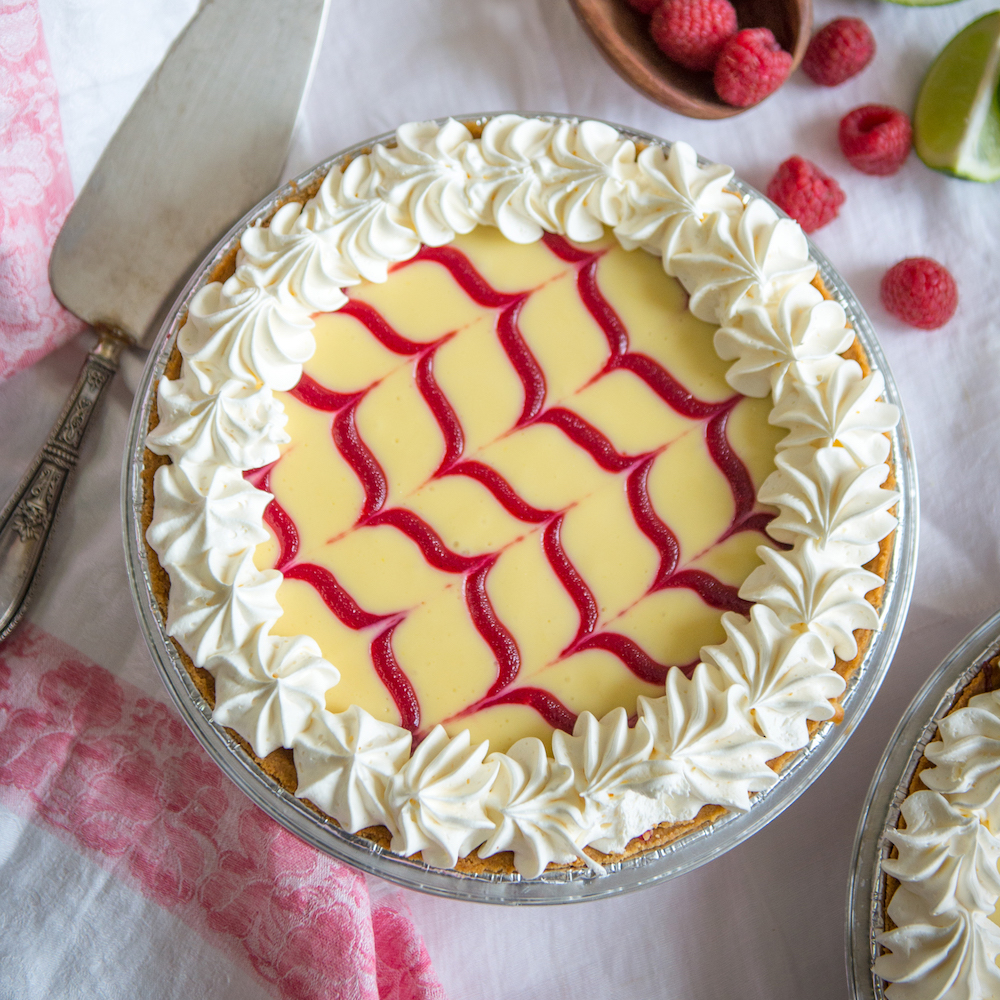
<box><xmin>846</xmin><ymin>609</ymin><xmax>1000</xmax><ymax>996</ymax></box>
<box><xmin>122</xmin><ymin>112</ymin><xmax>920</xmax><ymax>905</ymax></box>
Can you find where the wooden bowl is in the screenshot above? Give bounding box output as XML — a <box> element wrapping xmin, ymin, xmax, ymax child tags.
<box><xmin>568</xmin><ymin>0</ymin><xmax>813</xmax><ymax>120</ymax></box>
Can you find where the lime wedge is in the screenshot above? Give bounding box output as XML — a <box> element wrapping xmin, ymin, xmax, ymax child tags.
<box><xmin>914</xmin><ymin>10</ymin><xmax>1000</xmax><ymax>182</ymax></box>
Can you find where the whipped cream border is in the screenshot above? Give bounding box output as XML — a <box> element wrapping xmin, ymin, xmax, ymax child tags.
<box><xmin>875</xmin><ymin>689</ymin><xmax>1000</xmax><ymax>1000</ymax></box>
<box><xmin>145</xmin><ymin>115</ymin><xmax>900</xmax><ymax>879</ymax></box>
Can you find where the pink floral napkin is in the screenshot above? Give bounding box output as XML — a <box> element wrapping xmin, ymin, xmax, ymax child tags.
<box><xmin>0</xmin><ymin>0</ymin><xmax>82</xmax><ymax>382</ymax></box>
<box><xmin>0</xmin><ymin>624</ymin><xmax>446</xmax><ymax>999</ymax></box>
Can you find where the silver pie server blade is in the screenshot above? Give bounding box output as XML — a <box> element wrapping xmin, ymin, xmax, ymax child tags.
<box><xmin>0</xmin><ymin>0</ymin><xmax>330</xmax><ymax>643</ymax></box>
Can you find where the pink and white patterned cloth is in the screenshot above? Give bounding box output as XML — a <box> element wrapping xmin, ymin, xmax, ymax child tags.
<box><xmin>3</xmin><ymin>0</ymin><xmax>1000</xmax><ymax>998</ymax></box>
<box><xmin>0</xmin><ymin>0</ymin><xmax>81</xmax><ymax>381</ymax></box>
<box><xmin>0</xmin><ymin>625</ymin><xmax>444</xmax><ymax>1000</ymax></box>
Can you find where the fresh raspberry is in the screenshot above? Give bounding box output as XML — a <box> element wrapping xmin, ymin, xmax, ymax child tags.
<box><xmin>626</xmin><ymin>0</ymin><xmax>661</xmax><ymax>15</ymax></box>
<box><xmin>714</xmin><ymin>28</ymin><xmax>793</xmax><ymax>107</ymax></box>
<box><xmin>839</xmin><ymin>104</ymin><xmax>912</xmax><ymax>176</ymax></box>
<box><xmin>649</xmin><ymin>0</ymin><xmax>738</xmax><ymax>72</ymax></box>
<box><xmin>880</xmin><ymin>258</ymin><xmax>957</xmax><ymax>330</ymax></box>
<box><xmin>766</xmin><ymin>156</ymin><xmax>845</xmax><ymax>233</ymax></box>
<box><xmin>801</xmin><ymin>18</ymin><xmax>875</xmax><ymax>86</ymax></box>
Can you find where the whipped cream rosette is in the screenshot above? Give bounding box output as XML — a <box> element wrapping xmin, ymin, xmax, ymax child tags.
<box><xmin>132</xmin><ymin>114</ymin><xmax>911</xmax><ymax>890</ymax></box>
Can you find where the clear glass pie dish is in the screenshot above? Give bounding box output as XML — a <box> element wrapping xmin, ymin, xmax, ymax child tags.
<box><xmin>123</xmin><ymin>113</ymin><xmax>919</xmax><ymax>904</ymax></box>
<box><xmin>846</xmin><ymin>609</ymin><xmax>1000</xmax><ymax>997</ymax></box>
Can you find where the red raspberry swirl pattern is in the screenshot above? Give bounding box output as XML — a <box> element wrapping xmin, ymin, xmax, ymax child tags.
<box><xmin>251</xmin><ymin>232</ymin><xmax>777</xmax><ymax>746</ymax></box>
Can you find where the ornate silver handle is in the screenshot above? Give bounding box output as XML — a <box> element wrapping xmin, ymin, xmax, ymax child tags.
<box><xmin>0</xmin><ymin>329</ymin><xmax>128</xmax><ymax>643</ymax></box>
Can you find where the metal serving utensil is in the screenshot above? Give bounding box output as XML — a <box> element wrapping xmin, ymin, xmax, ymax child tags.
<box><xmin>0</xmin><ymin>0</ymin><xmax>329</xmax><ymax>643</ymax></box>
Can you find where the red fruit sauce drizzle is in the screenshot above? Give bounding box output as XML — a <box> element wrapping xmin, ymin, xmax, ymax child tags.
<box><xmin>498</xmin><ymin>301</ymin><xmax>546</xmax><ymax>425</ymax></box>
<box><xmin>451</xmin><ymin>686</ymin><xmax>579</xmax><ymax>735</ymax></box>
<box><xmin>247</xmin><ymin>465</ymin><xmax>301</xmax><ymax>570</ymax></box>
<box><xmin>465</xmin><ymin>559</ymin><xmax>521</xmax><ymax>699</ymax></box>
<box><xmin>333</xmin><ymin>401</ymin><xmax>387</xmax><ymax>520</ymax></box>
<box><xmin>365</xmin><ymin>509</ymin><xmax>487</xmax><ymax>574</ymax></box>
<box><xmin>251</xmin><ymin>235</ymin><xmax>774</xmax><ymax>739</ymax></box>
<box><xmin>544</xmin><ymin>515</ymin><xmax>599</xmax><ymax>650</ymax></box>
<box><xmin>371</xmin><ymin>624</ymin><xmax>420</xmax><ymax>732</ymax></box>
<box><xmin>283</xmin><ymin>563</ymin><xmax>394</xmax><ymax>631</ymax></box>
<box><xmin>440</xmin><ymin>461</ymin><xmax>555</xmax><ymax>523</ymax></box>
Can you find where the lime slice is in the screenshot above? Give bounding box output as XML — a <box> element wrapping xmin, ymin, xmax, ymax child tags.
<box><xmin>914</xmin><ymin>10</ymin><xmax>1000</xmax><ymax>182</ymax></box>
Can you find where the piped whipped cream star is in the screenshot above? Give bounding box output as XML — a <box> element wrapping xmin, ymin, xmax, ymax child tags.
<box><xmin>208</xmin><ymin>629</ymin><xmax>341</xmax><ymax>758</ymax></box>
<box><xmin>293</xmin><ymin>705</ymin><xmax>411</xmax><ymax>834</ymax></box>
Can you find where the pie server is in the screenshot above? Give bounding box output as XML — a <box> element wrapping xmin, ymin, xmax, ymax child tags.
<box><xmin>0</xmin><ymin>0</ymin><xmax>330</xmax><ymax>643</ymax></box>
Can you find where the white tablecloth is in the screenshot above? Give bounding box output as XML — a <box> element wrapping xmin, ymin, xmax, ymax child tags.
<box><xmin>3</xmin><ymin>0</ymin><xmax>1000</xmax><ymax>996</ymax></box>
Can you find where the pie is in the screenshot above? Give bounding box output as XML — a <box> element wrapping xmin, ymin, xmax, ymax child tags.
<box><xmin>143</xmin><ymin>115</ymin><xmax>899</xmax><ymax>877</ymax></box>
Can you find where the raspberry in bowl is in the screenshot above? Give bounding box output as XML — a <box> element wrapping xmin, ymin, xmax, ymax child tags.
<box><xmin>567</xmin><ymin>0</ymin><xmax>813</xmax><ymax>118</ymax></box>
<box><xmin>714</xmin><ymin>27</ymin><xmax>794</xmax><ymax>108</ymax></box>
<box><xmin>649</xmin><ymin>0</ymin><xmax>738</xmax><ymax>72</ymax></box>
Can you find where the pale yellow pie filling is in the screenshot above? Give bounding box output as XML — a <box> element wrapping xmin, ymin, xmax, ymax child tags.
<box><xmin>252</xmin><ymin>227</ymin><xmax>782</xmax><ymax>753</ymax></box>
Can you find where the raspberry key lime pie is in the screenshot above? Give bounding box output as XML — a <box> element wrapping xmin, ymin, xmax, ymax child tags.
<box><xmin>143</xmin><ymin>115</ymin><xmax>900</xmax><ymax>878</ymax></box>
